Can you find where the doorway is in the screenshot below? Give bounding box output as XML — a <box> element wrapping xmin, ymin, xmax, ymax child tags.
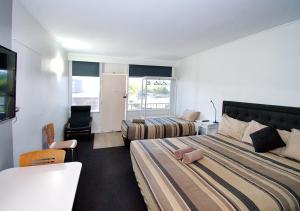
<box><xmin>101</xmin><ymin>73</ymin><xmax>127</xmax><ymax>132</ymax></box>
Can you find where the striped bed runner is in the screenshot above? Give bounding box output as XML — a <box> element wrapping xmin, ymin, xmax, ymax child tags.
<box><xmin>122</xmin><ymin>117</ymin><xmax>196</xmax><ymax>141</ymax></box>
<box><xmin>130</xmin><ymin>134</ymin><xmax>300</xmax><ymax>211</ymax></box>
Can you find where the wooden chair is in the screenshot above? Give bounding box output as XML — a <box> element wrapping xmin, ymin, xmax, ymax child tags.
<box><xmin>44</xmin><ymin>123</ymin><xmax>78</xmax><ymax>161</ymax></box>
<box><xmin>19</xmin><ymin>149</ymin><xmax>65</xmax><ymax>167</ymax></box>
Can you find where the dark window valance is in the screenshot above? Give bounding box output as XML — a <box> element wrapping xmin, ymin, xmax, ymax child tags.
<box><xmin>72</xmin><ymin>61</ymin><xmax>99</xmax><ymax>77</ymax></box>
<box><xmin>129</xmin><ymin>64</ymin><xmax>172</xmax><ymax>77</ymax></box>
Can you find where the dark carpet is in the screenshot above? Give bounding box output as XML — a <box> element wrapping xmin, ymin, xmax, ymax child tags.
<box><xmin>71</xmin><ymin>138</ymin><xmax>147</xmax><ymax>211</ymax></box>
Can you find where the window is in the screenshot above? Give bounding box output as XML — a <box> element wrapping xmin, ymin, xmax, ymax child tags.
<box><xmin>128</xmin><ymin>64</ymin><xmax>173</xmax><ymax>112</ymax></box>
<box><xmin>71</xmin><ymin>61</ymin><xmax>100</xmax><ymax>112</ymax></box>
<box><xmin>72</xmin><ymin>76</ymin><xmax>100</xmax><ymax>112</ymax></box>
<box><xmin>144</xmin><ymin>79</ymin><xmax>171</xmax><ymax>110</ymax></box>
<box><xmin>128</xmin><ymin>78</ymin><xmax>172</xmax><ymax>112</ymax></box>
<box><xmin>128</xmin><ymin>78</ymin><xmax>142</xmax><ymax>111</ymax></box>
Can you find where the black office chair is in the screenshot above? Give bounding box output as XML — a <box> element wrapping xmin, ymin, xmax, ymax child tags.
<box><xmin>64</xmin><ymin>106</ymin><xmax>92</xmax><ymax>141</ymax></box>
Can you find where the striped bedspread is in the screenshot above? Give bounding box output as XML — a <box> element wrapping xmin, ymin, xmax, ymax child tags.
<box><xmin>130</xmin><ymin>134</ymin><xmax>300</xmax><ymax>211</ymax></box>
<box><xmin>121</xmin><ymin>117</ymin><xmax>196</xmax><ymax>140</ymax></box>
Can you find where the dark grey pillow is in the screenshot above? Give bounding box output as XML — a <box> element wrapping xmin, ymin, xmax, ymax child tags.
<box><xmin>250</xmin><ymin>127</ymin><xmax>286</xmax><ymax>153</ymax></box>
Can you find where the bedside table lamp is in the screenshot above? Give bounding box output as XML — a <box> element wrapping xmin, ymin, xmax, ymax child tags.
<box><xmin>210</xmin><ymin>100</ymin><xmax>218</xmax><ymax>123</ymax></box>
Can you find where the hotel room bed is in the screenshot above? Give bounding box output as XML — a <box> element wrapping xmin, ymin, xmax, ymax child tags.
<box><xmin>121</xmin><ymin>117</ymin><xmax>196</xmax><ymax>146</ymax></box>
<box><xmin>130</xmin><ymin>101</ymin><xmax>300</xmax><ymax>211</ymax></box>
<box><xmin>131</xmin><ymin>134</ymin><xmax>300</xmax><ymax>211</ymax></box>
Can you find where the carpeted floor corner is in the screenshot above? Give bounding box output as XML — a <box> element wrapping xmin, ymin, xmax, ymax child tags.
<box><xmin>72</xmin><ymin>138</ymin><xmax>147</xmax><ymax>211</ymax></box>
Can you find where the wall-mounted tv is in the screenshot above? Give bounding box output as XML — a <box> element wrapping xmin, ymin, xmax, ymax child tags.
<box><xmin>0</xmin><ymin>45</ymin><xmax>17</xmax><ymax>123</ymax></box>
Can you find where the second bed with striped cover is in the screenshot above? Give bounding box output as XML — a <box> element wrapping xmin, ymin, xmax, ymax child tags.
<box><xmin>130</xmin><ymin>134</ymin><xmax>300</xmax><ymax>211</ymax></box>
<box><xmin>122</xmin><ymin>117</ymin><xmax>196</xmax><ymax>141</ymax></box>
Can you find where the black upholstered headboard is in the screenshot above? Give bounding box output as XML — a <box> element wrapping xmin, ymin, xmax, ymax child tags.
<box><xmin>222</xmin><ymin>101</ymin><xmax>300</xmax><ymax>131</ymax></box>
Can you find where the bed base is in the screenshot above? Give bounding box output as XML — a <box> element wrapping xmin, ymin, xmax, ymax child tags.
<box><xmin>130</xmin><ymin>152</ymin><xmax>160</xmax><ymax>211</ymax></box>
<box><xmin>123</xmin><ymin>137</ymin><xmax>131</xmax><ymax>148</ymax></box>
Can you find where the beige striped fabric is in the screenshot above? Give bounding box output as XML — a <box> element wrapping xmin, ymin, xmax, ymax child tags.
<box><xmin>130</xmin><ymin>134</ymin><xmax>300</xmax><ymax>211</ymax></box>
<box><xmin>122</xmin><ymin>117</ymin><xmax>196</xmax><ymax>140</ymax></box>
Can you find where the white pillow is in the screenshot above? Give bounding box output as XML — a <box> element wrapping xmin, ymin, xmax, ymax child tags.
<box><xmin>277</xmin><ymin>129</ymin><xmax>291</xmax><ymax>143</ymax></box>
<box><xmin>270</xmin><ymin>129</ymin><xmax>291</xmax><ymax>155</ymax></box>
<box><xmin>218</xmin><ymin>114</ymin><xmax>249</xmax><ymax>140</ymax></box>
<box><xmin>241</xmin><ymin>120</ymin><xmax>267</xmax><ymax>144</ymax></box>
<box><xmin>180</xmin><ymin>110</ymin><xmax>200</xmax><ymax>122</ymax></box>
<box><xmin>283</xmin><ymin>129</ymin><xmax>300</xmax><ymax>161</ymax></box>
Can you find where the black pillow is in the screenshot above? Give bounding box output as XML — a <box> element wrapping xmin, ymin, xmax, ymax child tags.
<box><xmin>250</xmin><ymin>126</ymin><xmax>286</xmax><ymax>153</ymax></box>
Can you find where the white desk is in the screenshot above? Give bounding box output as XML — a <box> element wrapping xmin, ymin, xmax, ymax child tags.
<box><xmin>0</xmin><ymin>162</ymin><xmax>82</xmax><ymax>211</ymax></box>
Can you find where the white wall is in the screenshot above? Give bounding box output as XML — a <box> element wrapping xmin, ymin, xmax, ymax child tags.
<box><xmin>12</xmin><ymin>0</ymin><xmax>68</xmax><ymax>166</ymax></box>
<box><xmin>0</xmin><ymin>0</ymin><xmax>14</xmax><ymax>170</ymax></box>
<box><xmin>68</xmin><ymin>53</ymin><xmax>176</xmax><ymax>67</ymax></box>
<box><xmin>176</xmin><ymin>20</ymin><xmax>300</xmax><ymax>122</ymax></box>
<box><xmin>0</xmin><ymin>0</ymin><xmax>12</xmax><ymax>48</ymax></box>
<box><xmin>103</xmin><ymin>63</ymin><xmax>128</xmax><ymax>74</ymax></box>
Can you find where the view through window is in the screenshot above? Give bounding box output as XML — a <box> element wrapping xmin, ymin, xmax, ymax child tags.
<box><xmin>128</xmin><ymin>78</ymin><xmax>171</xmax><ymax>111</ymax></box>
<box><xmin>72</xmin><ymin>76</ymin><xmax>100</xmax><ymax>112</ymax></box>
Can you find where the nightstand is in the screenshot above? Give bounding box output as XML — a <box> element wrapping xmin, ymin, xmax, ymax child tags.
<box><xmin>196</xmin><ymin>121</ymin><xmax>219</xmax><ymax>135</ymax></box>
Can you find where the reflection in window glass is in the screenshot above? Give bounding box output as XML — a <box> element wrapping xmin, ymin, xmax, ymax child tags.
<box><xmin>72</xmin><ymin>76</ymin><xmax>100</xmax><ymax>112</ymax></box>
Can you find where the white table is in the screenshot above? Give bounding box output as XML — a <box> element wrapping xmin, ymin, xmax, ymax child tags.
<box><xmin>0</xmin><ymin>162</ymin><xmax>82</xmax><ymax>211</ymax></box>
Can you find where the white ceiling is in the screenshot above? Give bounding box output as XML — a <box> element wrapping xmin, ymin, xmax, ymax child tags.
<box><xmin>19</xmin><ymin>0</ymin><xmax>300</xmax><ymax>61</ymax></box>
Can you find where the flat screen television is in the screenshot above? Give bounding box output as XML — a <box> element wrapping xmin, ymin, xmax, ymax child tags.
<box><xmin>0</xmin><ymin>45</ymin><xmax>17</xmax><ymax>122</ymax></box>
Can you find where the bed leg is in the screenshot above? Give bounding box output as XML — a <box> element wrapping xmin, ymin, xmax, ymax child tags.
<box><xmin>123</xmin><ymin>137</ymin><xmax>131</xmax><ymax>148</ymax></box>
